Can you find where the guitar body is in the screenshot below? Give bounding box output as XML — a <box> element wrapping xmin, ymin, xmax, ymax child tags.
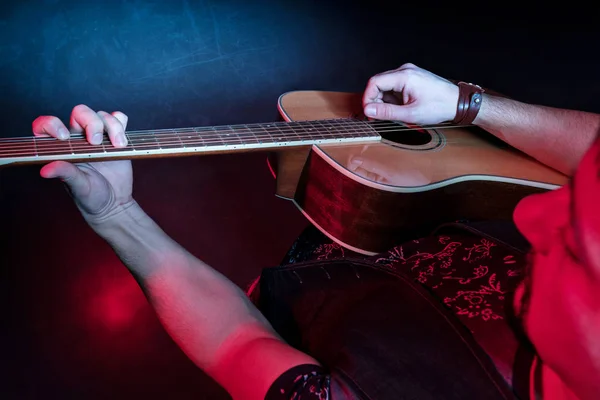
<box><xmin>269</xmin><ymin>91</ymin><xmax>568</xmax><ymax>255</ymax></box>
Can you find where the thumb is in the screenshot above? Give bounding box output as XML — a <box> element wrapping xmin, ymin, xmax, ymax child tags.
<box><xmin>363</xmin><ymin>102</ymin><xmax>415</xmax><ymax>122</ymax></box>
<box><xmin>40</xmin><ymin>161</ymin><xmax>90</xmax><ymax>198</ymax></box>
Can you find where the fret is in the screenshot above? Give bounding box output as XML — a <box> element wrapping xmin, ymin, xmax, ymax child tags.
<box><xmin>188</xmin><ymin>127</ymin><xmax>210</xmax><ymax>148</ymax></box>
<box><xmin>350</xmin><ymin>119</ymin><xmax>379</xmax><ymax>137</ymax></box>
<box><xmin>320</xmin><ymin>120</ymin><xmax>352</xmax><ymax>138</ymax></box>
<box><xmin>174</xmin><ymin>129</ymin><xmax>194</xmax><ymax>148</ymax></box>
<box><xmin>290</xmin><ymin>122</ymin><xmax>306</xmax><ymax>141</ymax></box>
<box><xmin>211</xmin><ymin>126</ymin><xmax>236</xmax><ymax>146</ymax></box>
<box><xmin>20</xmin><ymin>138</ymin><xmax>37</xmax><ymax>157</ymax></box>
<box><xmin>354</xmin><ymin>120</ymin><xmax>380</xmax><ymax>137</ymax></box>
<box><xmin>332</xmin><ymin>119</ymin><xmax>369</xmax><ymax>138</ymax></box>
<box><xmin>195</xmin><ymin>127</ymin><xmax>220</xmax><ymax>147</ymax></box>
<box><xmin>324</xmin><ymin>119</ymin><xmax>370</xmax><ymax>139</ymax></box>
<box><xmin>225</xmin><ymin>126</ymin><xmax>246</xmax><ymax>146</ymax></box>
<box><xmin>239</xmin><ymin>124</ymin><xmax>261</xmax><ymax>144</ymax></box>
<box><xmin>67</xmin><ymin>137</ymin><xmax>75</xmax><ymax>155</ymax></box>
<box><xmin>125</xmin><ymin>132</ymin><xmax>161</xmax><ymax>151</ymax></box>
<box><xmin>292</xmin><ymin>121</ymin><xmax>327</xmax><ymax>140</ymax></box>
<box><xmin>0</xmin><ymin>138</ymin><xmax>37</xmax><ymax>157</ymax></box>
<box><xmin>151</xmin><ymin>132</ymin><xmax>172</xmax><ymax>150</ymax></box>
<box><xmin>282</xmin><ymin>121</ymin><xmax>304</xmax><ymax>140</ymax></box>
<box><xmin>153</xmin><ymin>131</ymin><xmax>184</xmax><ymax>150</ymax></box>
<box><xmin>313</xmin><ymin>120</ymin><xmax>337</xmax><ymax>138</ymax></box>
<box><xmin>101</xmin><ymin>135</ymin><xmax>126</xmax><ymax>153</ymax></box>
<box><xmin>255</xmin><ymin>123</ymin><xmax>280</xmax><ymax>144</ymax></box>
<box><xmin>173</xmin><ymin>129</ymin><xmax>186</xmax><ymax>149</ymax></box>
<box><xmin>189</xmin><ymin>128</ymin><xmax>218</xmax><ymax>147</ymax></box>
<box><xmin>178</xmin><ymin>129</ymin><xmax>205</xmax><ymax>148</ymax></box>
<box><xmin>304</xmin><ymin>120</ymin><xmax>338</xmax><ymax>139</ymax></box>
<box><xmin>33</xmin><ymin>137</ymin><xmax>78</xmax><ymax>156</ymax></box>
<box><xmin>272</xmin><ymin>122</ymin><xmax>300</xmax><ymax>142</ymax></box>
<box><xmin>252</xmin><ymin>125</ymin><xmax>268</xmax><ymax>143</ymax></box>
<box><xmin>309</xmin><ymin>121</ymin><xmax>340</xmax><ymax>139</ymax></box>
<box><xmin>69</xmin><ymin>137</ymin><xmax>109</xmax><ymax>155</ymax></box>
<box><xmin>101</xmin><ymin>137</ymin><xmax>108</xmax><ymax>153</ymax></box>
<box><xmin>149</xmin><ymin>132</ymin><xmax>163</xmax><ymax>149</ymax></box>
<box><xmin>123</xmin><ymin>133</ymin><xmax>135</xmax><ymax>149</ymax></box>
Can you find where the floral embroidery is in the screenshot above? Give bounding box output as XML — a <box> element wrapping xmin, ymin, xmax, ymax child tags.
<box><xmin>443</xmin><ymin>265</ymin><xmax>489</xmax><ymax>284</ymax></box>
<box><xmin>375</xmin><ymin>246</ymin><xmax>405</xmax><ymax>266</ymax></box>
<box><xmin>305</xmin><ymin>235</ymin><xmax>523</xmax><ymax>324</ymax></box>
<box><xmin>438</xmin><ymin>235</ymin><xmax>451</xmax><ymax>244</ymax></box>
<box><xmin>314</xmin><ymin>243</ymin><xmax>345</xmax><ymax>260</ymax></box>
<box><xmin>376</xmin><ymin>242</ymin><xmax>461</xmax><ymax>274</ymax></box>
<box><xmin>463</xmin><ymin>238</ymin><xmax>495</xmax><ymax>263</ymax></box>
<box><xmin>442</xmin><ymin>272</ymin><xmax>506</xmax><ymax>321</ymax></box>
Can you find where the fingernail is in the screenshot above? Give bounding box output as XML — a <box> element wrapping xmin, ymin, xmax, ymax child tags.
<box><xmin>58</xmin><ymin>127</ymin><xmax>69</xmax><ymax>139</ymax></box>
<box><xmin>92</xmin><ymin>133</ymin><xmax>103</xmax><ymax>144</ymax></box>
<box><xmin>116</xmin><ymin>135</ymin><xmax>126</xmax><ymax>147</ymax></box>
<box><xmin>365</xmin><ymin>105</ymin><xmax>376</xmax><ymax>117</ymax></box>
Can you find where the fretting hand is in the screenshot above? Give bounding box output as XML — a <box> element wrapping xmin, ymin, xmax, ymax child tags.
<box><xmin>32</xmin><ymin>104</ymin><xmax>134</xmax><ymax>224</ymax></box>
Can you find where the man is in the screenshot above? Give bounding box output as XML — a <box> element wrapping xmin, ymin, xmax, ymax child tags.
<box><xmin>32</xmin><ymin>63</ymin><xmax>600</xmax><ymax>399</ymax></box>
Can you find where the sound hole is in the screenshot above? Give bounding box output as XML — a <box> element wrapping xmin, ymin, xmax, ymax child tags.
<box><xmin>379</xmin><ymin>125</ymin><xmax>432</xmax><ymax>146</ymax></box>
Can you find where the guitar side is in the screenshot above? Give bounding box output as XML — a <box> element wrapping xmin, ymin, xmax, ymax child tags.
<box><xmin>270</xmin><ymin>90</ymin><xmax>568</xmax><ymax>255</ymax></box>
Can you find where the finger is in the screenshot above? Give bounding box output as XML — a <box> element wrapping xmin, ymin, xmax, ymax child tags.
<box><xmin>362</xmin><ymin>70</ymin><xmax>410</xmax><ymax>107</ymax></box>
<box><xmin>70</xmin><ymin>104</ymin><xmax>106</xmax><ymax>145</ymax></box>
<box><xmin>40</xmin><ymin>161</ymin><xmax>90</xmax><ymax>198</ymax></box>
<box><xmin>111</xmin><ymin>111</ymin><xmax>129</xmax><ymax>131</ymax></box>
<box><xmin>363</xmin><ymin>102</ymin><xmax>417</xmax><ymax>122</ymax></box>
<box><xmin>98</xmin><ymin>111</ymin><xmax>128</xmax><ymax>148</ymax></box>
<box><xmin>32</xmin><ymin>116</ymin><xmax>70</xmax><ymax>140</ymax></box>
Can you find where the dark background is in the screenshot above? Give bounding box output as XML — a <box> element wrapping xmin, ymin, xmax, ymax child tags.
<box><xmin>0</xmin><ymin>1</ymin><xmax>598</xmax><ymax>399</ymax></box>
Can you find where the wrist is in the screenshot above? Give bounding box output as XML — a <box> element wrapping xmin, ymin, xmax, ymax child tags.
<box><xmin>84</xmin><ymin>199</ymin><xmax>148</xmax><ymax>234</ymax></box>
<box><xmin>445</xmin><ymin>82</ymin><xmax>461</xmax><ymax>122</ymax></box>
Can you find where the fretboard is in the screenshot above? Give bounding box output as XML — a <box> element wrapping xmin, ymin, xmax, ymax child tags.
<box><xmin>0</xmin><ymin>118</ymin><xmax>381</xmax><ymax>167</ymax></box>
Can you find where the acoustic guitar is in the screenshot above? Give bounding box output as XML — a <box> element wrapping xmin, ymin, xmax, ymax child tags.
<box><xmin>0</xmin><ymin>91</ymin><xmax>567</xmax><ymax>254</ymax></box>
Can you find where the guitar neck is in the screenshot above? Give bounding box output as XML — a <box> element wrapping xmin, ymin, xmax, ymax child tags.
<box><xmin>0</xmin><ymin>118</ymin><xmax>381</xmax><ymax>167</ymax></box>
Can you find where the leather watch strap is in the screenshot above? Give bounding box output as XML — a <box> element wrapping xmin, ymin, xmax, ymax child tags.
<box><xmin>452</xmin><ymin>82</ymin><xmax>485</xmax><ymax>125</ymax></box>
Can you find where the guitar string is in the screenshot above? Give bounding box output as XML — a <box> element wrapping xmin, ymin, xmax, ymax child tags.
<box><xmin>0</xmin><ymin>130</ymin><xmax>486</xmax><ymax>156</ymax></box>
<box><xmin>0</xmin><ymin>125</ymin><xmax>411</xmax><ymax>149</ymax></box>
<box><xmin>0</xmin><ymin>134</ymin><xmax>489</xmax><ymax>157</ymax></box>
<box><xmin>0</xmin><ymin>121</ymin><xmax>482</xmax><ymax>157</ymax></box>
<box><xmin>0</xmin><ymin>119</ymin><xmax>466</xmax><ymax>144</ymax></box>
<box><xmin>0</xmin><ymin>123</ymin><xmax>464</xmax><ymax>150</ymax></box>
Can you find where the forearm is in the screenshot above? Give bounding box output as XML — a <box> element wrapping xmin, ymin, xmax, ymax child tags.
<box><xmin>89</xmin><ymin>201</ymin><xmax>279</xmax><ymax>373</ymax></box>
<box><xmin>474</xmin><ymin>94</ymin><xmax>600</xmax><ymax>176</ymax></box>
